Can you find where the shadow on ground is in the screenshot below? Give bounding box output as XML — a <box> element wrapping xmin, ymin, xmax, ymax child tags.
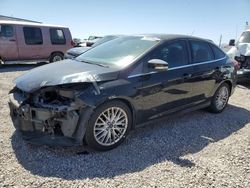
<box><xmin>11</xmin><ymin>104</ymin><xmax>250</xmax><ymax>180</ymax></box>
<box><xmin>0</xmin><ymin>63</ymin><xmax>46</xmax><ymax>73</ymax></box>
<box><xmin>238</xmin><ymin>82</ymin><xmax>250</xmax><ymax>89</ymax></box>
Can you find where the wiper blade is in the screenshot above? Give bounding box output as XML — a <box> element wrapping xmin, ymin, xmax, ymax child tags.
<box><xmin>80</xmin><ymin>60</ymin><xmax>109</xmax><ymax>68</ymax></box>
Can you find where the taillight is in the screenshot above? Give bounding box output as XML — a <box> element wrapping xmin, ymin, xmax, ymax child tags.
<box><xmin>233</xmin><ymin>60</ymin><xmax>240</xmax><ymax>70</ymax></box>
<box><xmin>71</xmin><ymin>40</ymin><xmax>76</xmax><ymax>47</ymax></box>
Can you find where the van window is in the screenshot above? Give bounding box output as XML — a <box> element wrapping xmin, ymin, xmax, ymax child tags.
<box><xmin>190</xmin><ymin>40</ymin><xmax>214</xmax><ymax>63</ymax></box>
<box><xmin>0</xmin><ymin>25</ymin><xmax>13</xmax><ymax>37</ymax></box>
<box><xmin>23</xmin><ymin>27</ymin><xmax>43</xmax><ymax>45</ymax></box>
<box><xmin>210</xmin><ymin>44</ymin><xmax>226</xmax><ymax>59</ymax></box>
<box><xmin>50</xmin><ymin>28</ymin><xmax>66</xmax><ymax>44</ymax></box>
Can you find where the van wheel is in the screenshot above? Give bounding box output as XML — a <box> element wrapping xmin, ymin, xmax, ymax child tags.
<box><xmin>208</xmin><ymin>83</ymin><xmax>230</xmax><ymax>113</ymax></box>
<box><xmin>0</xmin><ymin>58</ymin><xmax>3</xmax><ymax>67</ymax></box>
<box><xmin>85</xmin><ymin>101</ymin><xmax>132</xmax><ymax>151</ymax></box>
<box><xmin>50</xmin><ymin>52</ymin><xmax>63</xmax><ymax>63</ymax></box>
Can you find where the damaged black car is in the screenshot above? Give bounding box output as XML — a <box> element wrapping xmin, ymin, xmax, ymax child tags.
<box><xmin>9</xmin><ymin>35</ymin><xmax>237</xmax><ymax>151</ymax></box>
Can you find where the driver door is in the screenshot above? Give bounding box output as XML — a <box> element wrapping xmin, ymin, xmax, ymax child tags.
<box><xmin>139</xmin><ymin>40</ymin><xmax>196</xmax><ymax>119</ymax></box>
<box><xmin>0</xmin><ymin>24</ymin><xmax>19</xmax><ymax>61</ymax></box>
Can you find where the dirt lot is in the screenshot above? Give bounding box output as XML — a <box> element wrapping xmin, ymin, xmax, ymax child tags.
<box><xmin>0</xmin><ymin>64</ymin><xmax>249</xmax><ymax>188</ymax></box>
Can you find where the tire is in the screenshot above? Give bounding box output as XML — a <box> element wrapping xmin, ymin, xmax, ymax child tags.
<box><xmin>49</xmin><ymin>52</ymin><xmax>64</xmax><ymax>63</ymax></box>
<box><xmin>208</xmin><ymin>83</ymin><xmax>230</xmax><ymax>113</ymax></box>
<box><xmin>85</xmin><ymin>101</ymin><xmax>132</xmax><ymax>151</ymax></box>
<box><xmin>0</xmin><ymin>58</ymin><xmax>3</xmax><ymax>67</ymax></box>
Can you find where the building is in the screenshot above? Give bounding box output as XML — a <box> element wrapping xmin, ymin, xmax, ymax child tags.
<box><xmin>0</xmin><ymin>15</ymin><xmax>41</xmax><ymax>23</ymax></box>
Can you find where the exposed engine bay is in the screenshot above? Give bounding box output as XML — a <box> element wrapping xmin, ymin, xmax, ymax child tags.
<box><xmin>9</xmin><ymin>86</ymin><xmax>90</xmax><ymax>145</ymax></box>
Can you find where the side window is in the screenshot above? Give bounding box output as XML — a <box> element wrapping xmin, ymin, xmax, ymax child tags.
<box><xmin>50</xmin><ymin>28</ymin><xmax>66</xmax><ymax>44</ymax></box>
<box><xmin>190</xmin><ymin>40</ymin><xmax>214</xmax><ymax>63</ymax></box>
<box><xmin>150</xmin><ymin>40</ymin><xmax>188</xmax><ymax>68</ymax></box>
<box><xmin>210</xmin><ymin>44</ymin><xmax>226</xmax><ymax>59</ymax></box>
<box><xmin>0</xmin><ymin>25</ymin><xmax>14</xmax><ymax>37</ymax></box>
<box><xmin>23</xmin><ymin>27</ymin><xmax>43</xmax><ymax>45</ymax></box>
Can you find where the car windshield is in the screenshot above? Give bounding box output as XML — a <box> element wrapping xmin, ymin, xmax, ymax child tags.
<box><xmin>239</xmin><ymin>31</ymin><xmax>250</xmax><ymax>43</ymax></box>
<box><xmin>76</xmin><ymin>36</ymin><xmax>159</xmax><ymax>68</ymax></box>
<box><xmin>92</xmin><ymin>36</ymin><xmax>118</xmax><ymax>47</ymax></box>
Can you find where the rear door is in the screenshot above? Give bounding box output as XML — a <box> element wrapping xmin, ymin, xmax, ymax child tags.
<box><xmin>188</xmin><ymin>40</ymin><xmax>223</xmax><ymax>103</ymax></box>
<box><xmin>138</xmin><ymin>40</ymin><xmax>198</xmax><ymax>119</ymax></box>
<box><xmin>0</xmin><ymin>24</ymin><xmax>19</xmax><ymax>60</ymax></box>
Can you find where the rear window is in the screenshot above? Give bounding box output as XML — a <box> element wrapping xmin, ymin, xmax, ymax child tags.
<box><xmin>210</xmin><ymin>44</ymin><xmax>226</xmax><ymax>59</ymax></box>
<box><xmin>0</xmin><ymin>25</ymin><xmax>13</xmax><ymax>37</ymax></box>
<box><xmin>50</xmin><ymin>28</ymin><xmax>66</xmax><ymax>44</ymax></box>
<box><xmin>190</xmin><ymin>40</ymin><xmax>214</xmax><ymax>63</ymax></box>
<box><xmin>23</xmin><ymin>27</ymin><xmax>43</xmax><ymax>45</ymax></box>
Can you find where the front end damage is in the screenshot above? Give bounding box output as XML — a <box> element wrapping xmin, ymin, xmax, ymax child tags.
<box><xmin>227</xmin><ymin>43</ymin><xmax>250</xmax><ymax>81</ymax></box>
<box><xmin>9</xmin><ymin>85</ymin><xmax>94</xmax><ymax>146</ymax></box>
<box><xmin>8</xmin><ymin>59</ymin><xmax>120</xmax><ymax>146</ymax></box>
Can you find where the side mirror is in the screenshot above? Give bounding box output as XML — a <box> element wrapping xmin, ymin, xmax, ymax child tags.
<box><xmin>148</xmin><ymin>59</ymin><xmax>168</xmax><ymax>71</ymax></box>
<box><xmin>229</xmin><ymin>39</ymin><xmax>235</xmax><ymax>46</ymax></box>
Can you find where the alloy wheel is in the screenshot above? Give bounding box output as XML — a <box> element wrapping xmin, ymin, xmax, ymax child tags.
<box><xmin>215</xmin><ymin>86</ymin><xmax>229</xmax><ymax>110</ymax></box>
<box><xmin>93</xmin><ymin>107</ymin><xmax>128</xmax><ymax>146</ymax></box>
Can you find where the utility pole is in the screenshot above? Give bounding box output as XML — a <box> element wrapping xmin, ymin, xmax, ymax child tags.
<box><xmin>245</xmin><ymin>21</ymin><xmax>249</xmax><ymax>30</ymax></box>
<box><xmin>219</xmin><ymin>34</ymin><xmax>222</xmax><ymax>47</ymax></box>
<box><xmin>235</xmin><ymin>25</ymin><xmax>238</xmax><ymax>40</ymax></box>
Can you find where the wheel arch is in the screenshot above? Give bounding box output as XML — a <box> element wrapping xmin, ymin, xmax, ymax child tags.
<box><xmin>223</xmin><ymin>80</ymin><xmax>233</xmax><ymax>95</ymax></box>
<box><xmin>49</xmin><ymin>51</ymin><xmax>64</xmax><ymax>60</ymax></box>
<box><xmin>50</xmin><ymin>51</ymin><xmax>64</xmax><ymax>56</ymax></box>
<box><xmin>0</xmin><ymin>55</ymin><xmax>3</xmax><ymax>65</ymax></box>
<box><xmin>211</xmin><ymin>79</ymin><xmax>234</xmax><ymax>99</ymax></box>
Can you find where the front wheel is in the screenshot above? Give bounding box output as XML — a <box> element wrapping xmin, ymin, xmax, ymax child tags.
<box><xmin>209</xmin><ymin>83</ymin><xmax>230</xmax><ymax>113</ymax></box>
<box><xmin>85</xmin><ymin>101</ymin><xmax>132</xmax><ymax>151</ymax></box>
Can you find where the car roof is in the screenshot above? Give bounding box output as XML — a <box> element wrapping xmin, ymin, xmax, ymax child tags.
<box><xmin>131</xmin><ymin>34</ymin><xmax>213</xmax><ymax>42</ymax></box>
<box><xmin>0</xmin><ymin>20</ymin><xmax>67</xmax><ymax>28</ymax></box>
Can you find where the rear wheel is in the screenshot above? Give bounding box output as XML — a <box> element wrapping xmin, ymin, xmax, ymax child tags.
<box><xmin>209</xmin><ymin>83</ymin><xmax>230</xmax><ymax>113</ymax></box>
<box><xmin>85</xmin><ymin>101</ymin><xmax>132</xmax><ymax>151</ymax></box>
<box><xmin>0</xmin><ymin>58</ymin><xmax>3</xmax><ymax>67</ymax></box>
<box><xmin>49</xmin><ymin>52</ymin><xmax>63</xmax><ymax>63</ymax></box>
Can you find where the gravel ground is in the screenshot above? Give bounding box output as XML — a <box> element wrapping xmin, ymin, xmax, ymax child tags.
<box><xmin>0</xmin><ymin>64</ymin><xmax>249</xmax><ymax>188</ymax></box>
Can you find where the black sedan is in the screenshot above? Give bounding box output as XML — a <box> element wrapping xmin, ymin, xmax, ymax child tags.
<box><xmin>9</xmin><ymin>35</ymin><xmax>237</xmax><ymax>151</ymax></box>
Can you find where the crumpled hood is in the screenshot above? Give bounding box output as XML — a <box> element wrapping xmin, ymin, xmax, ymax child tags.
<box><xmin>14</xmin><ymin>59</ymin><xmax>119</xmax><ymax>93</ymax></box>
<box><xmin>67</xmin><ymin>47</ymin><xmax>91</xmax><ymax>55</ymax></box>
<box><xmin>227</xmin><ymin>43</ymin><xmax>250</xmax><ymax>59</ymax></box>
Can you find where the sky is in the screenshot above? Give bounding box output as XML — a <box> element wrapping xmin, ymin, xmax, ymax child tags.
<box><xmin>1</xmin><ymin>0</ymin><xmax>250</xmax><ymax>45</ymax></box>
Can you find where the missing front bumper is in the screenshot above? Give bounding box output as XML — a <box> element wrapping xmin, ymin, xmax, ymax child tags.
<box><xmin>8</xmin><ymin>92</ymin><xmax>82</xmax><ymax>146</ymax></box>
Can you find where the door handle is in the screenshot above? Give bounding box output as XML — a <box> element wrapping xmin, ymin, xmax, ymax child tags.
<box><xmin>183</xmin><ymin>73</ymin><xmax>192</xmax><ymax>79</ymax></box>
<box><xmin>9</xmin><ymin>39</ymin><xmax>16</xmax><ymax>42</ymax></box>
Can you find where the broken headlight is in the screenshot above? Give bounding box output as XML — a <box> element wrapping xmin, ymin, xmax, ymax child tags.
<box><xmin>33</xmin><ymin>87</ymin><xmax>75</xmax><ymax>108</ymax></box>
